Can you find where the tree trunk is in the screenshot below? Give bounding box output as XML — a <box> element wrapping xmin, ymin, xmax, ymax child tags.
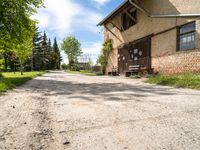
<box><xmin>3</xmin><ymin>53</ymin><xmax>8</xmax><ymax>72</ymax></box>
<box><xmin>14</xmin><ymin>63</ymin><xmax>16</xmax><ymax>74</ymax></box>
<box><xmin>31</xmin><ymin>54</ymin><xmax>34</xmax><ymax>71</ymax></box>
<box><xmin>69</xmin><ymin>60</ymin><xmax>74</xmax><ymax>70</ymax></box>
<box><xmin>20</xmin><ymin>64</ymin><xmax>24</xmax><ymax>75</ymax></box>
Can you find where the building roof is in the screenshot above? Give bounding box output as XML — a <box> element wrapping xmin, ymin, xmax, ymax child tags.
<box><xmin>97</xmin><ymin>0</ymin><xmax>129</xmax><ymax>26</ymax></box>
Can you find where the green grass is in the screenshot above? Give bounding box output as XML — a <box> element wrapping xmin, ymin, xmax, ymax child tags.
<box><xmin>146</xmin><ymin>73</ymin><xmax>200</xmax><ymax>90</ymax></box>
<box><xmin>66</xmin><ymin>70</ymin><xmax>96</xmax><ymax>76</ymax></box>
<box><xmin>0</xmin><ymin>71</ymin><xmax>45</xmax><ymax>92</ymax></box>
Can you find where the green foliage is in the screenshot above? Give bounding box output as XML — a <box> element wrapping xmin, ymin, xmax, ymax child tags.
<box><xmin>0</xmin><ymin>0</ymin><xmax>44</xmax><ymax>42</ymax></box>
<box><xmin>40</xmin><ymin>32</ymin><xmax>49</xmax><ymax>70</ymax></box>
<box><xmin>146</xmin><ymin>73</ymin><xmax>200</xmax><ymax>90</ymax></box>
<box><xmin>32</xmin><ymin>30</ymin><xmax>61</xmax><ymax>70</ymax></box>
<box><xmin>61</xmin><ymin>36</ymin><xmax>82</xmax><ymax>69</ymax></box>
<box><xmin>70</xmin><ymin>64</ymin><xmax>81</xmax><ymax>71</ymax></box>
<box><xmin>98</xmin><ymin>39</ymin><xmax>113</xmax><ymax>74</ymax></box>
<box><xmin>0</xmin><ymin>0</ymin><xmax>64</xmax><ymax>73</ymax></box>
<box><xmin>14</xmin><ymin>24</ymin><xmax>34</xmax><ymax>74</ymax></box>
<box><xmin>61</xmin><ymin>64</ymin><xmax>69</xmax><ymax>70</ymax></box>
<box><xmin>0</xmin><ymin>71</ymin><xmax>45</xmax><ymax>92</ymax></box>
<box><xmin>53</xmin><ymin>38</ymin><xmax>62</xmax><ymax>69</ymax></box>
<box><xmin>32</xmin><ymin>27</ymin><xmax>43</xmax><ymax>70</ymax></box>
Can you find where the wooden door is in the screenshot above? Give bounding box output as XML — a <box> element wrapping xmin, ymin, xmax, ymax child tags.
<box><xmin>118</xmin><ymin>36</ymin><xmax>151</xmax><ymax>74</ymax></box>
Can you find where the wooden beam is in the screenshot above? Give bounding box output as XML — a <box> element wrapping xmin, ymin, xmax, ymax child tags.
<box><xmin>110</xmin><ymin>22</ymin><xmax>122</xmax><ymax>32</ymax></box>
<box><xmin>123</xmin><ymin>9</ymin><xmax>137</xmax><ymax>23</ymax></box>
<box><xmin>104</xmin><ymin>26</ymin><xmax>123</xmax><ymax>43</ymax></box>
<box><xmin>153</xmin><ymin>26</ymin><xmax>178</xmax><ymax>37</ymax></box>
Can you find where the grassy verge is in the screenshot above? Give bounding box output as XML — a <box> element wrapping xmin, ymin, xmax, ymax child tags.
<box><xmin>146</xmin><ymin>73</ymin><xmax>200</xmax><ymax>90</ymax></box>
<box><xmin>0</xmin><ymin>71</ymin><xmax>45</xmax><ymax>92</ymax></box>
<box><xmin>66</xmin><ymin>70</ymin><xmax>96</xmax><ymax>76</ymax></box>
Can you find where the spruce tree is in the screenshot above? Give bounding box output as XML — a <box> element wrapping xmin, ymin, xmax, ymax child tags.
<box><xmin>41</xmin><ymin>32</ymin><xmax>49</xmax><ymax>70</ymax></box>
<box><xmin>48</xmin><ymin>38</ymin><xmax>55</xmax><ymax>70</ymax></box>
<box><xmin>32</xmin><ymin>28</ymin><xmax>43</xmax><ymax>70</ymax></box>
<box><xmin>48</xmin><ymin>38</ymin><xmax>52</xmax><ymax>52</ymax></box>
<box><xmin>53</xmin><ymin>38</ymin><xmax>62</xmax><ymax>69</ymax></box>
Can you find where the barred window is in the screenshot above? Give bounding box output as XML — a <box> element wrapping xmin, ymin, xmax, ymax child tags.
<box><xmin>178</xmin><ymin>22</ymin><xmax>196</xmax><ymax>51</ymax></box>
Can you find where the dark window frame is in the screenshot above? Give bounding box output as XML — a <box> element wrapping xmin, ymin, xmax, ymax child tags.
<box><xmin>177</xmin><ymin>21</ymin><xmax>196</xmax><ymax>51</ymax></box>
<box><xmin>121</xmin><ymin>9</ymin><xmax>137</xmax><ymax>31</ymax></box>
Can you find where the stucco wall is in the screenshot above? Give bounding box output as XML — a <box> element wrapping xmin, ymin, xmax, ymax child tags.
<box><xmin>104</xmin><ymin>0</ymin><xmax>200</xmax><ymax>74</ymax></box>
<box><xmin>151</xmin><ymin>29</ymin><xmax>177</xmax><ymax>57</ymax></box>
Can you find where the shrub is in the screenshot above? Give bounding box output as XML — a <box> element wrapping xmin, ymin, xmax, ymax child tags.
<box><xmin>61</xmin><ymin>64</ymin><xmax>69</xmax><ymax>70</ymax></box>
<box><xmin>97</xmin><ymin>39</ymin><xmax>113</xmax><ymax>74</ymax></box>
<box><xmin>71</xmin><ymin>64</ymin><xmax>80</xmax><ymax>71</ymax></box>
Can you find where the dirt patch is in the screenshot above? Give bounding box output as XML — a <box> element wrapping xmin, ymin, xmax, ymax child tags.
<box><xmin>27</xmin><ymin>97</ymin><xmax>54</xmax><ymax>150</ymax></box>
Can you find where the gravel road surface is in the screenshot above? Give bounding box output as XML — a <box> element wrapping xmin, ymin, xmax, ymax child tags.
<box><xmin>0</xmin><ymin>71</ymin><xmax>200</xmax><ymax>150</ymax></box>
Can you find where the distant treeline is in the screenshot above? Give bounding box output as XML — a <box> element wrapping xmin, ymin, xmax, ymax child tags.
<box><xmin>0</xmin><ymin>28</ymin><xmax>62</xmax><ymax>72</ymax></box>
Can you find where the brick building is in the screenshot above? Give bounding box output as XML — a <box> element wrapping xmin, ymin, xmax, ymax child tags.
<box><xmin>98</xmin><ymin>0</ymin><xmax>200</xmax><ymax>75</ymax></box>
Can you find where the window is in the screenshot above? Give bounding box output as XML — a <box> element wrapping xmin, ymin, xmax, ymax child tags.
<box><xmin>178</xmin><ymin>22</ymin><xmax>196</xmax><ymax>51</ymax></box>
<box><xmin>121</xmin><ymin>8</ymin><xmax>137</xmax><ymax>31</ymax></box>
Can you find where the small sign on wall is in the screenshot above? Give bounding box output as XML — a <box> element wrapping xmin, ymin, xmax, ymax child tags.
<box><xmin>134</xmin><ymin>49</ymin><xmax>138</xmax><ymax>54</ymax></box>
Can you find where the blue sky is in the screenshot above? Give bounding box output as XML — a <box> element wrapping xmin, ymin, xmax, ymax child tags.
<box><xmin>32</xmin><ymin>0</ymin><xmax>123</xmax><ymax>63</ymax></box>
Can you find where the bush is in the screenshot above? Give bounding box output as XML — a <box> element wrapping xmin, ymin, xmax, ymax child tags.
<box><xmin>71</xmin><ymin>64</ymin><xmax>80</xmax><ymax>71</ymax></box>
<box><xmin>61</xmin><ymin>64</ymin><xmax>69</xmax><ymax>70</ymax></box>
<box><xmin>0</xmin><ymin>73</ymin><xmax>3</xmax><ymax>78</ymax></box>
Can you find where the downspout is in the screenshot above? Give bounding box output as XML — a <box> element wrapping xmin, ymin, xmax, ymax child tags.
<box><xmin>129</xmin><ymin>0</ymin><xmax>200</xmax><ymax>18</ymax></box>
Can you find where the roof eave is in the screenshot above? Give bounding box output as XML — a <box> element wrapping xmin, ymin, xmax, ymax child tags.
<box><xmin>97</xmin><ymin>0</ymin><xmax>129</xmax><ymax>26</ymax></box>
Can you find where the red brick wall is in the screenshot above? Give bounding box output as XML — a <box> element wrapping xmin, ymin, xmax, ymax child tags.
<box><xmin>152</xmin><ymin>50</ymin><xmax>200</xmax><ymax>74</ymax></box>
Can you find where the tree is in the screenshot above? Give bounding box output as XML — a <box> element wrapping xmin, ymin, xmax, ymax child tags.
<box><xmin>32</xmin><ymin>27</ymin><xmax>43</xmax><ymax>70</ymax></box>
<box><xmin>14</xmin><ymin>21</ymin><xmax>35</xmax><ymax>75</ymax></box>
<box><xmin>15</xmin><ymin>40</ymin><xmax>33</xmax><ymax>75</ymax></box>
<box><xmin>0</xmin><ymin>0</ymin><xmax>43</xmax><ymax>76</ymax></box>
<box><xmin>53</xmin><ymin>38</ymin><xmax>62</xmax><ymax>69</ymax></box>
<box><xmin>48</xmin><ymin>38</ymin><xmax>52</xmax><ymax>52</ymax></box>
<box><xmin>61</xmin><ymin>36</ymin><xmax>82</xmax><ymax>69</ymax></box>
<box><xmin>98</xmin><ymin>39</ymin><xmax>113</xmax><ymax>74</ymax></box>
<box><xmin>40</xmin><ymin>32</ymin><xmax>49</xmax><ymax>70</ymax></box>
<box><xmin>1</xmin><ymin>50</ymin><xmax>17</xmax><ymax>72</ymax></box>
<box><xmin>15</xmin><ymin>32</ymin><xmax>34</xmax><ymax>75</ymax></box>
<box><xmin>0</xmin><ymin>35</ymin><xmax>17</xmax><ymax>74</ymax></box>
<box><xmin>0</xmin><ymin>0</ymin><xmax>43</xmax><ymax>42</ymax></box>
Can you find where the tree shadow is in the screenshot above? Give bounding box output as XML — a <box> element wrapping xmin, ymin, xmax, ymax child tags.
<box><xmin>17</xmin><ymin>75</ymin><xmax>200</xmax><ymax>103</ymax></box>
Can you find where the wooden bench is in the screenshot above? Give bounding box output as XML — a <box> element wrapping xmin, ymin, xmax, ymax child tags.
<box><xmin>125</xmin><ymin>65</ymin><xmax>154</xmax><ymax>77</ymax></box>
<box><xmin>125</xmin><ymin>65</ymin><xmax>140</xmax><ymax>77</ymax></box>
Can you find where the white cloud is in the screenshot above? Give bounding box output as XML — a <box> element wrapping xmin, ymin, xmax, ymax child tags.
<box><xmin>91</xmin><ymin>0</ymin><xmax>111</xmax><ymax>5</ymax></box>
<box><xmin>81</xmin><ymin>42</ymin><xmax>102</xmax><ymax>63</ymax></box>
<box><xmin>82</xmin><ymin>42</ymin><xmax>102</xmax><ymax>54</ymax></box>
<box><xmin>32</xmin><ymin>14</ymin><xmax>49</xmax><ymax>28</ymax></box>
<box><xmin>32</xmin><ymin>0</ymin><xmax>103</xmax><ymax>36</ymax></box>
<box><xmin>32</xmin><ymin>0</ymin><xmax>105</xmax><ymax>64</ymax></box>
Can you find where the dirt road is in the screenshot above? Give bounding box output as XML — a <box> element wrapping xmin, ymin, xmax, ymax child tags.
<box><xmin>0</xmin><ymin>71</ymin><xmax>200</xmax><ymax>150</ymax></box>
